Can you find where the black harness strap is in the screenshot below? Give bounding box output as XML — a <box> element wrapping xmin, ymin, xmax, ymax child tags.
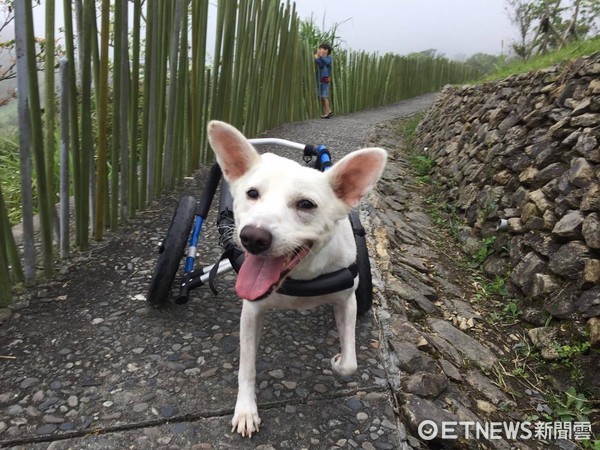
<box><xmin>277</xmin><ymin>214</ymin><xmax>363</xmax><ymax>297</ymax></box>
<box><xmin>277</xmin><ymin>262</ymin><xmax>358</xmax><ymax>297</ymax></box>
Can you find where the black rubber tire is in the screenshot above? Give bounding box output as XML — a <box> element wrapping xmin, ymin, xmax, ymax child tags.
<box><xmin>349</xmin><ymin>210</ymin><xmax>373</xmax><ymax>316</ymax></box>
<box><xmin>147</xmin><ymin>196</ymin><xmax>197</xmax><ymax>307</ymax></box>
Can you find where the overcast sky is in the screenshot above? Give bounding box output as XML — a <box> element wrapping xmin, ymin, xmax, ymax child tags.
<box><xmin>293</xmin><ymin>0</ymin><xmax>519</xmax><ymax>58</ymax></box>
<box><xmin>24</xmin><ymin>0</ymin><xmax>520</xmax><ymax>60</ymax></box>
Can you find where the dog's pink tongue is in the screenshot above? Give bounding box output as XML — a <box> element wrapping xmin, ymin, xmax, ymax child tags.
<box><xmin>236</xmin><ymin>254</ymin><xmax>285</xmax><ymax>301</ymax></box>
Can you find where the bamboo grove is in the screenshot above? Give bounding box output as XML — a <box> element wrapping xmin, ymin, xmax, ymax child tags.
<box><xmin>0</xmin><ymin>0</ymin><xmax>480</xmax><ymax>304</ymax></box>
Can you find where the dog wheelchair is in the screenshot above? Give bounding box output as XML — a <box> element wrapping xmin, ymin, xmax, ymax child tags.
<box><xmin>147</xmin><ymin>138</ymin><xmax>374</xmax><ymax>315</ymax></box>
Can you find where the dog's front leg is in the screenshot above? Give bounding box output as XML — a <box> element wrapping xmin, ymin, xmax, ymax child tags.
<box><xmin>331</xmin><ymin>293</ymin><xmax>358</xmax><ymax>376</ymax></box>
<box><xmin>232</xmin><ymin>299</ymin><xmax>265</xmax><ymax>437</ymax></box>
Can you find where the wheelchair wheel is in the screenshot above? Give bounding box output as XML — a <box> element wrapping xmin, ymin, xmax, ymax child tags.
<box><xmin>147</xmin><ymin>196</ymin><xmax>197</xmax><ymax>307</ymax></box>
<box><xmin>349</xmin><ymin>210</ymin><xmax>373</xmax><ymax>316</ymax></box>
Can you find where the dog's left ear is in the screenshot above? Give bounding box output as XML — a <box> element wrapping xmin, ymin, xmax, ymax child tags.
<box><xmin>326</xmin><ymin>148</ymin><xmax>387</xmax><ymax>207</ymax></box>
<box><xmin>207</xmin><ymin>121</ymin><xmax>261</xmax><ymax>182</ymax></box>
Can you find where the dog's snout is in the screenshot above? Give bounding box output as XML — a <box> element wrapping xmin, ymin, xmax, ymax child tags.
<box><xmin>240</xmin><ymin>225</ymin><xmax>272</xmax><ymax>255</ymax></box>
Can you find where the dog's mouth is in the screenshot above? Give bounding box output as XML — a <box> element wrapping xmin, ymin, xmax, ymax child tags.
<box><xmin>235</xmin><ymin>244</ymin><xmax>312</xmax><ymax>301</ymax></box>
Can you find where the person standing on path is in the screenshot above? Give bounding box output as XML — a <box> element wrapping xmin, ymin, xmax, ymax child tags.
<box><xmin>314</xmin><ymin>43</ymin><xmax>333</xmax><ymax>119</ymax></box>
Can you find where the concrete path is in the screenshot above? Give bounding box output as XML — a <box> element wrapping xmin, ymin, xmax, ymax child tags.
<box><xmin>0</xmin><ymin>95</ymin><xmax>437</xmax><ymax>450</ymax></box>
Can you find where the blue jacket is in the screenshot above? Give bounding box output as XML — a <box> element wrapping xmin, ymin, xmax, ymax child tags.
<box><xmin>315</xmin><ymin>55</ymin><xmax>332</xmax><ymax>79</ymax></box>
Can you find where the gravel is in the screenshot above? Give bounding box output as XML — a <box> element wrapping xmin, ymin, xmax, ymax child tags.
<box><xmin>0</xmin><ymin>95</ymin><xmax>437</xmax><ymax>449</ymax></box>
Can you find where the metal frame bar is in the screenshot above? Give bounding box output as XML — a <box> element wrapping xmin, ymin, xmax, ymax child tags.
<box><xmin>248</xmin><ymin>138</ymin><xmax>306</xmax><ymax>151</ymax></box>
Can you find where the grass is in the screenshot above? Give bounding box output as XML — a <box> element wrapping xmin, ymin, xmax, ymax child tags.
<box><xmin>402</xmin><ymin>113</ymin><xmax>436</xmax><ymax>184</ymax></box>
<box><xmin>469</xmin><ymin>236</ymin><xmax>497</xmax><ymax>268</ymax></box>
<box><xmin>0</xmin><ymin>127</ymin><xmax>29</xmax><ymax>224</ymax></box>
<box><xmin>398</xmin><ymin>112</ymin><xmax>424</xmax><ymax>148</ymax></box>
<box><xmin>481</xmin><ymin>36</ymin><xmax>600</xmax><ymax>83</ymax></box>
<box><xmin>410</xmin><ymin>155</ymin><xmax>434</xmax><ymax>183</ymax></box>
<box><xmin>489</xmin><ymin>299</ymin><xmax>523</xmax><ymax>325</ymax></box>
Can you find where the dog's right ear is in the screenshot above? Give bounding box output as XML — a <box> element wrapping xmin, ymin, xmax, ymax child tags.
<box><xmin>207</xmin><ymin>121</ymin><xmax>261</xmax><ymax>182</ymax></box>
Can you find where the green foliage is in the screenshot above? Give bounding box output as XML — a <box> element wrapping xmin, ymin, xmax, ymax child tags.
<box><xmin>511</xmin><ymin>366</ymin><xmax>529</xmax><ymax>378</ymax></box>
<box><xmin>401</xmin><ymin>113</ymin><xmax>424</xmax><ymax>146</ymax></box>
<box><xmin>298</xmin><ymin>14</ymin><xmax>346</xmax><ymax>54</ymax></box>
<box><xmin>555</xmin><ymin>341</ymin><xmax>591</xmax><ymax>360</ymax></box>
<box><xmin>551</xmin><ymin>387</ymin><xmax>593</xmax><ymax>423</ymax></box>
<box><xmin>0</xmin><ymin>128</ymin><xmax>30</xmax><ymax>224</ymax></box>
<box><xmin>0</xmin><ymin>122</ymin><xmax>66</xmax><ymax>226</ymax></box>
<box><xmin>410</xmin><ymin>155</ymin><xmax>434</xmax><ymax>178</ymax></box>
<box><xmin>505</xmin><ymin>0</ymin><xmax>600</xmax><ymax>60</ymax></box>
<box><xmin>404</xmin><ymin>113</ymin><xmax>434</xmax><ymax>182</ymax></box>
<box><xmin>583</xmin><ymin>439</ymin><xmax>600</xmax><ymax>450</ymax></box>
<box><xmin>489</xmin><ymin>299</ymin><xmax>523</xmax><ymax>324</ymax></box>
<box><xmin>486</xmin><ymin>276</ymin><xmax>510</xmax><ymax>297</ymax></box>
<box><xmin>526</xmin><ymin>387</ymin><xmax>596</xmax><ymax>443</ymax></box>
<box><xmin>464</xmin><ymin>52</ymin><xmax>507</xmax><ymax>75</ymax></box>
<box><xmin>470</xmin><ymin>236</ymin><xmax>497</xmax><ymax>268</ymax></box>
<box><xmin>482</xmin><ymin>35</ymin><xmax>600</xmax><ymax>82</ymax></box>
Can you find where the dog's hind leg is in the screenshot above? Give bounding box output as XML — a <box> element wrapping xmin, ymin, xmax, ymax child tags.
<box><xmin>232</xmin><ymin>300</ymin><xmax>265</xmax><ymax>437</ymax></box>
<box><xmin>331</xmin><ymin>293</ymin><xmax>358</xmax><ymax>377</ymax></box>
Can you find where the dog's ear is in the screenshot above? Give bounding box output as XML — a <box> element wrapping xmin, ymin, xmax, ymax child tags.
<box><xmin>326</xmin><ymin>148</ymin><xmax>387</xmax><ymax>207</ymax></box>
<box><xmin>207</xmin><ymin>121</ymin><xmax>261</xmax><ymax>182</ymax></box>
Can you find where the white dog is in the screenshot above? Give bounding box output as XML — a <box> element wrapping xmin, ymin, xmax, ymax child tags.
<box><xmin>207</xmin><ymin>121</ymin><xmax>387</xmax><ymax>437</ymax></box>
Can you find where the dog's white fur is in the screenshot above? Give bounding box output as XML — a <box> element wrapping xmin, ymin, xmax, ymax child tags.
<box><xmin>207</xmin><ymin>121</ymin><xmax>387</xmax><ymax>437</ymax></box>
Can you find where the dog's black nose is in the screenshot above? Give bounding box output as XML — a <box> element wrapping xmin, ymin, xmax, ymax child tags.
<box><xmin>239</xmin><ymin>225</ymin><xmax>272</xmax><ymax>255</ymax></box>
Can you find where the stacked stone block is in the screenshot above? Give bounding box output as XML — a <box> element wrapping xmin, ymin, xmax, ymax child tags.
<box><xmin>415</xmin><ymin>55</ymin><xmax>600</xmax><ymax>322</ymax></box>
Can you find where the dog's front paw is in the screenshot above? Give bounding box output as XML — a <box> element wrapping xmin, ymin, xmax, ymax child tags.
<box><xmin>331</xmin><ymin>353</ymin><xmax>357</xmax><ymax>377</ymax></box>
<box><xmin>231</xmin><ymin>406</ymin><xmax>261</xmax><ymax>437</ymax></box>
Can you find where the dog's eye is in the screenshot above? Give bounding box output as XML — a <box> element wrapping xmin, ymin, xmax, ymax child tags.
<box><xmin>247</xmin><ymin>188</ymin><xmax>259</xmax><ymax>199</ymax></box>
<box><xmin>297</xmin><ymin>199</ymin><xmax>317</xmax><ymax>210</ymax></box>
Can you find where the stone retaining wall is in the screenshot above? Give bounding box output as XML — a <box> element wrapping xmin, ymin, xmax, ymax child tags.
<box><xmin>415</xmin><ymin>54</ymin><xmax>600</xmax><ymax>325</ymax></box>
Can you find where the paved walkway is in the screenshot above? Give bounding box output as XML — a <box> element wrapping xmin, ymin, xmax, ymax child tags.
<box><xmin>0</xmin><ymin>95</ymin><xmax>437</xmax><ymax>449</ymax></box>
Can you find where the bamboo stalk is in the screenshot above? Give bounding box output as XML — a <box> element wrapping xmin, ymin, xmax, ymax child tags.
<box><xmin>44</xmin><ymin>0</ymin><xmax>59</xmax><ymax>245</ymax></box>
<box><xmin>140</xmin><ymin>0</ymin><xmax>154</xmax><ymax>206</ymax></box>
<box><xmin>201</xmin><ymin>66</ymin><xmax>211</xmax><ymax>162</ymax></box>
<box><xmin>163</xmin><ymin>0</ymin><xmax>185</xmax><ymax>190</ymax></box>
<box><xmin>244</xmin><ymin>0</ymin><xmax>261</xmax><ymax>137</ymax></box>
<box><xmin>210</xmin><ymin>0</ymin><xmax>226</xmax><ymax>122</ymax></box>
<box><xmin>230</xmin><ymin>0</ymin><xmax>248</xmax><ymax>130</ymax></box>
<box><xmin>94</xmin><ymin>0</ymin><xmax>110</xmax><ymax>240</ymax></box>
<box><xmin>63</xmin><ymin>0</ymin><xmax>82</xmax><ymax>248</ymax></box>
<box><xmin>14</xmin><ymin>0</ymin><xmax>36</xmax><ymax>283</ymax></box>
<box><xmin>0</xmin><ymin>186</ymin><xmax>24</xmax><ymax>284</ymax></box>
<box><xmin>89</xmin><ymin>3</ymin><xmax>100</xmax><ymax>226</ymax></box>
<box><xmin>174</xmin><ymin>6</ymin><xmax>189</xmax><ymax>182</ymax></box>
<box><xmin>152</xmin><ymin>1</ymin><xmax>170</xmax><ymax>196</ymax></box>
<box><xmin>74</xmin><ymin>0</ymin><xmax>83</xmax><ymax>75</ymax></box>
<box><xmin>23</xmin><ymin>0</ymin><xmax>53</xmax><ymax>276</ymax></box>
<box><xmin>79</xmin><ymin>0</ymin><xmax>94</xmax><ymax>250</ymax></box>
<box><xmin>0</xmin><ymin>185</ymin><xmax>13</xmax><ymax>306</ymax></box>
<box><xmin>59</xmin><ymin>58</ymin><xmax>70</xmax><ymax>258</ymax></box>
<box><xmin>119</xmin><ymin>0</ymin><xmax>130</xmax><ymax>222</ymax></box>
<box><xmin>128</xmin><ymin>0</ymin><xmax>141</xmax><ymax>217</ymax></box>
<box><xmin>190</xmin><ymin>0</ymin><xmax>209</xmax><ymax>168</ymax></box>
<box><xmin>146</xmin><ymin>0</ymin><xmax>161</xmax><ymax>203</ymax></box>
<box><xmin>110</xmin><ymin>0</ymin><xmax>123</xmax><ymax>230</ymax></box>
